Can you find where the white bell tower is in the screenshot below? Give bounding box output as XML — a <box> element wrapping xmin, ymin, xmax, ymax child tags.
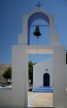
<box><xmin>18</xmin><ymin>8</ymin><xmax>60</xmax><ymax>46</ymax></box>
<box><xmin>0</xmin><ymin>7</ymin><xmax>66</xmax><ymax>108</ymax></box>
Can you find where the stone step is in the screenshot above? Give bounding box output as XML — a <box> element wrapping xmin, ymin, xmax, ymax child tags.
<box><xmin>33</xmin><ymin>86</ymin><xmax>53</xmax><ymax>93</ymax></box>
<box><xmin>36</xmin><ymin>88</ymin><xmax>53</xmax><ymax>90</ymax></box>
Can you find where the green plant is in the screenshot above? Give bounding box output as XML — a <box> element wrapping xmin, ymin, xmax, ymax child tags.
<box><xmin>3</xmin><ymin>67</ymin><xmax>11</xmax><ymax>80</ymax></box>
<box><xmin>28</xmin><ymin>61</ymin><xmax>36</xmax><ymax>84</ymax></box>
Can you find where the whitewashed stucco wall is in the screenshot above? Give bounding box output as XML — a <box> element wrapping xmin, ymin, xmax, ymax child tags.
<box><xmin>65</xmin><ymin>65</ymin><xmax>67</xmax><ymax>89</ymax></box>
<box><xmin>33</xmin><ymin>59</ymin><xmax>53</xmax><ymax>89</ymax></box>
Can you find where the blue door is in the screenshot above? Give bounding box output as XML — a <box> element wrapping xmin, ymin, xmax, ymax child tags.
<box><xmin>43</xmin><ymin>73</ymin><xmax>50</xmax><ymax>86</ymax></box>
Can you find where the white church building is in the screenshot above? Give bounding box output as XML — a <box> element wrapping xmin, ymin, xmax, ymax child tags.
<box><xmin>33</xmin><ymin>58</ymin><xmax>67</xmax><ymax>91</ymax></box>
<box><xmin>33</xmin><ymin>59</ymin><xmax>53</xmax><ymax>89</ymax></box>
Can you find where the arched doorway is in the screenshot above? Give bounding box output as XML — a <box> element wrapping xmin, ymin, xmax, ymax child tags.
<box><xmin>43</xmin><ymin>73</ymin><xmax>50</xmax><ymax>86</ymax></box>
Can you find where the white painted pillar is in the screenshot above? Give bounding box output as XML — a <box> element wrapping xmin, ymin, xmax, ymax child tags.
<box><xmin>12</xmin><ymin>46</ymin><xmax>28</xmax><ymax>107</ymax></box>
<box><xmin>53</xmin><ymin>46</ymin><xmax>67</xmax><ymax>108</ymax></box>
<box><xmin>49</xmin><ymin>14</ymin><xmax>55</xmax><ymax>45</ymax></box>
<box><xmin>24</xmin><ymin>50</ymin><xmax>28</xmax><ymax>106</ymax></box>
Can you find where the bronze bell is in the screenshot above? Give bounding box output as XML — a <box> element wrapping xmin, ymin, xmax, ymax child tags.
<box><xmin>33</xmin><ymin>25</ymin><xmax>41</xmax><ymax>39</ymax></box>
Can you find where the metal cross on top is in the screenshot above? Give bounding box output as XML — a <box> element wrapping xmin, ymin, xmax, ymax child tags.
<box><xmin>35</xmin><ymin>0</ymin><xmax>43</xmax><ymax>8</ymax></box>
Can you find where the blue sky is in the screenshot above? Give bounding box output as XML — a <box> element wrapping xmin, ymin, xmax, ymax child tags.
<box><xmin>0</xmin><ymin>0</ymin><xmax>67</xmax><ymax>63</ymax></box>
<box><xmin>28</xmin><ymin>54</ymin><xmax>52</xmax><ymax>63</ymax></box>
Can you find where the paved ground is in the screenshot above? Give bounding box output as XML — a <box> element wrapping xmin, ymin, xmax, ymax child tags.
<box><xmin>28</xmin><ymin>92</ymin><xmax>53</xmax><ymax>107</ymax></box>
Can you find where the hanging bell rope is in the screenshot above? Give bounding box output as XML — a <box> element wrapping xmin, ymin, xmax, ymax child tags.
<box><xmin>33</xmin><ymin>25</ymin><xmax>41</xmax><ymax>39</ymax></box>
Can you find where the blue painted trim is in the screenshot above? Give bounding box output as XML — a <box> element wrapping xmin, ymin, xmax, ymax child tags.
<box><xmin>33</xmin><ymin>86</ymin><xmax>53</xmax><ymax>93</ymax></box>
<box><xmin>0</xmin><ymin>87</ymin><xmax>12</xmax><ymax>90</ymax></box>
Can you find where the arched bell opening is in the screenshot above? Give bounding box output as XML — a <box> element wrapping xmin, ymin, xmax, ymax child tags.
<box><xmin>43</xmin><ymin>73</ymin><xmax>50</xmax><ymax>86</ymax></box>
<box><xmin>29</xmin><ymin>19</ymin><xmax>50</xmax><ymax>45</ymax></box>
<box><xmin>28</xmin><ymin>12</ymin><xmax>49</xmax><ymax>45</ymax></box>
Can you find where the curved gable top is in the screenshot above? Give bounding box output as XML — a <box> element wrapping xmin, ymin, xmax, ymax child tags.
<box><xmin>27</xmin><ymin>8</ymin><xmax>50</xmax><ymax>45</ymax></box>
<box><xmin>28</xmin><ymin>8</ymin><xmax>49</xmax><ymax>25</ymax></box>
<box><xmin>28</xmin><ymin>8</ymin><xmax>49</xmax><ymax>19</ymax></box>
